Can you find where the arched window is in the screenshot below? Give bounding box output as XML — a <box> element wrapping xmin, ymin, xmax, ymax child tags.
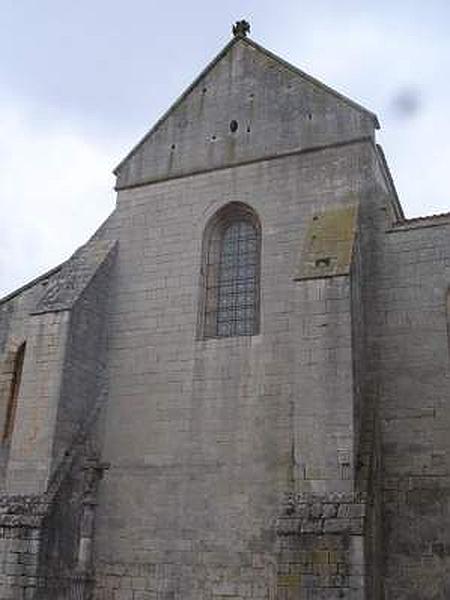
<box><xmin>2</xmin><ymin>342</ymin><xmax>25</xmax><ymax>443</ymax></box>
<box><xmin>200</xmin><ymin>203</ymin><xmax>261</xmax><ymax>338</ymax></box>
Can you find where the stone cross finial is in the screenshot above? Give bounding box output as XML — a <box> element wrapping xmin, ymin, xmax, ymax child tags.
<box><xmin>232</xmin><ymin>20</ymin><xmax>250</xmax><ymax>38</ymax></box>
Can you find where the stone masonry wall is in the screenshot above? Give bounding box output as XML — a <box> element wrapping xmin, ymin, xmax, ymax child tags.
<box><xmin>0</xmin><ymin>240</ymin><xmax>116</xmax><ymax>598</ymax></box>
<box><xmin>5</xmin><ymin>310</ymin><xmax>71</xmax><ymax>495</ymax></box>
<box><xmin>351</xmin><ymin>188</ymin><xmax>387</xmax><ymax>600</ymax></box>
<box><xmin>0</xmin><ymin>267</ymin><xmax>63</xmax><ymax>495</ymax></box>
<box><xmin>373</xmin><ymin>219</ymin><xmax>450</xmax><ymax>599</ymax></box>
<box><xmin>276</xmin><ymin>492</ymin><xmax>366</xmax><ymax>599</ymax></box>
<box><xmin>91</xmin><ymin>139</ymin><xmax>389</xmax><ymax>598</ymax></box>
<box><xmin>50</xmin><ymin>244</ymin><xmax>116</xmax><ymax>469</ymax></box>
<box><xmin>0</xmin><ymin>420</ymin><xmax>106</xmax><ymax>600</ymax></box>
<box><xmin>0</xmin><ymin>495</ymin><xmax>46</xmax><ymax>600</ymax></box>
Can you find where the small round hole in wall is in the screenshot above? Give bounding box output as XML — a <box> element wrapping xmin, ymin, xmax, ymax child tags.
<box><xmin>202</xmin><ymin>87</ymin><xmax>207</xmax><ymax>94</ymax></box>
<box><xmin>211</xmin><ymin>135</ymin><xmax>216</xmax><ymax>141</ymax></box>
<box><xmin>171</xmin><ymin>144</ymin><xmax>176</xmax><ymax>150</ymax></box>
<box><xmin>308</xmin><ymin>113</ymin><xmax>313</xmax><ymax>120</ymax></box>
<box><xmin>247</xmin><ymin>126</ymin><xmax>251</xmax><ymax>133</ymax></box>
<box><xmin>230</xmin><ymin>120</ymin><xmax>238</xmax><ymax>133</ymax></box>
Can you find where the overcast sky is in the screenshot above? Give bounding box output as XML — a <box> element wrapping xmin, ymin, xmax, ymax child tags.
<box><xmin>1</xmin><ymin>0</ymin><xmax>450</xmax><ymax>297</ymax></box>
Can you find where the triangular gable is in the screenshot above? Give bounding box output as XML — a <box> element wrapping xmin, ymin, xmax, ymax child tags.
<box><xmin>115</xmin><ymin>35</ymin><xmax>379</xmax><ymax>190</ymax></box>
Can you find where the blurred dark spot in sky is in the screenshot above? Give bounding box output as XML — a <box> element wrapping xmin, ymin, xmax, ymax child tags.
<box><xmin>390</xmin><ymin>88</ymin><xmax>422</xmax><ymax>118</ymax></box>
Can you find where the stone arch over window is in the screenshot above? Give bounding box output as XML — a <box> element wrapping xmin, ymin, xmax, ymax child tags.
<box><xmin>199</xmin><ymin>202</ymin><xmax>261</xmax><ymax>339</ymax></box>
<box><xmin>1</xmin><ymin>341</ymin><xmax>26</xmax><ymax>444</ymax></box>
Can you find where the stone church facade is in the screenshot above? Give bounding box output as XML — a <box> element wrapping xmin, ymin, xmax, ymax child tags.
<box><xmin>0</xmin><ymin>22</ymin><xmax>449</xmax><ymax>600</ymax></box>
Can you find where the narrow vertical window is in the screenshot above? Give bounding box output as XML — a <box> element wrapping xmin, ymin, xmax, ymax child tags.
<box><xmin>200</xmin><ymin>203</ymin><xmax>261</xmax><ymax>338</ymax></box>
<box><xmin>447</xmin><ymin>289</ymin><xmax>450</xmax><ymax>362</ymax></box>
<box><xmin>3</xmin><ymin>342</ymin><xmax>25</xmax><ymax>443</ymax></box>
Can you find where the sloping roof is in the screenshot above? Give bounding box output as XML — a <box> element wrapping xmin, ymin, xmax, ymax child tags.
<box><xmin>390</xmin><ymin>211</ymin><xmax>450</xmax><ymax>231</ymax></box>
<box><xmin>31</xmin><ymin>240</ymin><xmax>117</xmax><ymax>314</ymax></box>
<box><xmin>0</xmin><ymin>241</ymin><xmax>118</xmax><ymax>309</ymax></box>
<box><xmin>0</xmin><ymin>264</ymin><xmax>64</xmax><ymax>307</ymax></box>
<box><xmin>114</xmin><ymin>35</ymin><xmax>379</xmax><ymax>176</ymax></box>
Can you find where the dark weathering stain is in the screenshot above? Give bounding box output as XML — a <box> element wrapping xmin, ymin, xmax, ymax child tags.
<box><xmin>0</xmin><ymin>303</ymin><xmax>13</xmax><ymax>353</ymax></box>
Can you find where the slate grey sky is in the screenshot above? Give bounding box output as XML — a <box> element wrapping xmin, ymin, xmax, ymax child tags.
<box><xmin>1</xmin><ymin>0</ymin><xmax>449</xmax><ymax>297</ymax></box>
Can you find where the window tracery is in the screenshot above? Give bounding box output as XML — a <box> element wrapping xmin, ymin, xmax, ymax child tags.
<box><xmin>200</xmin><ymin>203</ymin><xmax>261</xmax><ymax>339</ymax></box>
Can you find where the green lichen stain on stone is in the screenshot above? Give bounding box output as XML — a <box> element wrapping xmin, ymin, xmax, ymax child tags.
<box><xmin>311</xmin><ymin>549</ymin><xmax>331</xmax><ymax>564</ymax></box>
<box><xmin>295</xmin><ymin>203</ymin><xmax>358</xmax><ymax>280</ymax></box>
<box><xmin>278</xmin><ymin>574</ymin><xmax>302</xmax><ymax>587</ymax></box>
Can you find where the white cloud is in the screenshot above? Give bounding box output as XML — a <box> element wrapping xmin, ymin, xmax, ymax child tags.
<box><xmin>278</xmin><ymin>10</ymin><xmax>450</xmax><ymax>218</ymax></box>
<box><xmin>1</xmin><ymin>9</ymin><xmax>450</xmax><ymax>302</ymax></box>
<box><xmin>0</xmin><ymin>99</ymin><xmax>118</xmax><ymax>297</ymax></box>
<box><xmin>381</xmin><ymin>97</ymin><xmax>450</xmax><ymax>218</ymax></box>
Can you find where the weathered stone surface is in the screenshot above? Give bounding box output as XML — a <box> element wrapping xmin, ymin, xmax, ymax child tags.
<box><xmin>0</xmin><ymin>24</ymin><xmax>449</xmax><ymax>600</ymax></box>
<box><xmin>295</xmin><ymin>204</ymin><xmax>358</xmax><ymax>280</ymax></box>
<box><xmin>32</xmin><ymin>240</ymin><xmax>117</xmax><ymax>315</ymax></box>
<box><xmin>114</xmin><ymin>35</ymin><xmax>377</xmax><ymax>190</ymax></box>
